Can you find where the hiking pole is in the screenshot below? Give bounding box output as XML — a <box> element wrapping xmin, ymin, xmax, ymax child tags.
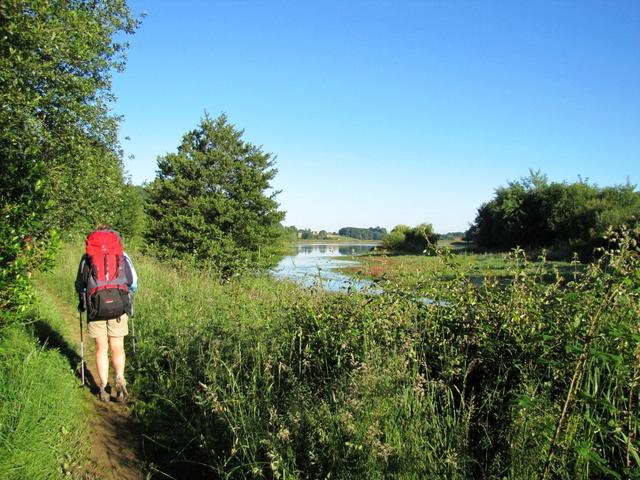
<box><xmin>130</xmin><ymin>292</ymin><xmax>136</xmax><ymax>355</ymax></box>
<box><xmin>130</xmin><ymin>313</ymin><xmax>136</xmax><ymax>355</ymax></box>
<box><xmin>79</xmin><ymin>310</ymin><xmax>85</xmax><ymax>387</ymax></box>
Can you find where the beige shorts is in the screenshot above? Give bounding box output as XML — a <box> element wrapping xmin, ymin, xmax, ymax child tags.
<box><xmin>87</xmin><ymin>314</ymin><xmax>129</xmax><ymax>339</ymax></box>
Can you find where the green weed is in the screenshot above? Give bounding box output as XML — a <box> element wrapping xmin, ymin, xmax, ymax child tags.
<box><xmin>38</xmin><ymin>228</ymin><xmax>640</xmax><ymax>479</ymax></box>
<box><xmin>0</xmin><ymin>324</ymin><xmax>88</xmax><ymax>479</ymax></box>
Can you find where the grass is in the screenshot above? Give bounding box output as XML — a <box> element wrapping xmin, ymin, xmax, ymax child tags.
<box><xmin>0</xmin><ymin>319</ymin><xmax>88</xmax><ymax>479</ymax></box>
<box><xmin>340</xmin><ymin>246</ymin><xmax>582</xmax><ymax>288</ymax></box>
<box><xmin>33</xmin><ymin>230</ymin><xmax>640</xmax><ymax>479</ymax></box>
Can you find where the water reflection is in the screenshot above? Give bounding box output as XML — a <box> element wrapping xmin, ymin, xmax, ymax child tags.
<box><xmin>271</xmin><ymin>243</ymin><xmax>380</xmax><ymax>293</ymax></box>
<box><xmin>339</xmin><ymin>246</ymin><xmax>367</xmax><ymax>255</ymax></box>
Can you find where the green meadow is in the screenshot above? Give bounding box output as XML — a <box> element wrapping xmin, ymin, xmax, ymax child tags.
<box><xmin>3</xmin><ymin>2</ymin><xmax>639</xmax><ymax>479</ymax></box>
<box><xmin>341</xmin><ymin>244</ymin><xmax>582</xmax><ymax>288</ymax></box>
<box><xmin>0</xmin><ymin>300</ymin><xmax>89</xmax><ymax>479</ymax></box>
<box><xmin>29</xmin><ymin>229</ymin><xmax>640</xmax><ymax>479</ymax></box>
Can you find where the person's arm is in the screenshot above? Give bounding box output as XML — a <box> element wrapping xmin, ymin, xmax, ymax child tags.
<box><xmin>75</xmin><ymin>255</ymin><xmax>87</xmax><ymax>311</ymax></box>
<box><xmin>123</xmin><ymin>252</ymin><xmax>138</xmax><ymax>292</ymax></box>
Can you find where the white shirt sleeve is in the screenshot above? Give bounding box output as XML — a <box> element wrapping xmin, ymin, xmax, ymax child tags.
<box><xmin>123</xmin><ymin>252</ymin><xmax>138</xmax><ymax>292</ymax></box>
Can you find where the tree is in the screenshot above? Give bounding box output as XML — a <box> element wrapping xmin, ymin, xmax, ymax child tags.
<box><xmin>404</xmin><ymin>223</ymin><xmax>439</xmax><ymax>254</ymax></box>
<box><xmin>146</xmin><ymin>114</ymin><xmax>285</xmax><ymax>274</ymax></box>
<box><xmin>338</xmin><ymin>227</ymin><xmax>387</xmax><ymax>240</ymax></box>
<box><xmin>118</xmin><ymin>183</ymin><xmax>147</xmax><ymax>239</ymax></box>
<box><xmin>383</xmin><ymin>225</ymin><xmax>410</xmax><ymax>251</ymax></box>
<box><xmin>466</xmin><ymin>172</ymin><xmax>640</xmax><ymax>258</ymax></box>
<box><xmin>0</xmin><ymin>0</ymin><xmax>138</xmax><ymax>324</ymax></box>
<box><xmin>383</xmin><ymin>224</ymin><xmax>438</xmax><ymax>253</ymax></box>
<box><xmin>273</xmin><ymin>224</ymin><xmax>299</xmax><ymax>243</ymax></box>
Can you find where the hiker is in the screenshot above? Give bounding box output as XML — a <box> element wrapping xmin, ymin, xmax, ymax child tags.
<box><xmin>75</xmin><ymin>225</ymin><xmax>138</xmax><ymax>402</ymax></box>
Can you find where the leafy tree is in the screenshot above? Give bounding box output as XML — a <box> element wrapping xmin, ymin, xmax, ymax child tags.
<box><xmin>146</xmin><ymin>114</ymin><xmax>285</xmax><ymax>274</ymax></box>
<box><xmin>0</xmin><ymin>0</ymin><xmax>138</xmax><ymax>324</ymax></box>
<box><xmin>467</xmin><ymin>172</ymin><xmax>640</xmax><ymax>258</ymax></box>
<box><xmin>404</xmin><ymin>223</ymin><xmax>439</xmax><ymax>253</ymax></box>
<box><xmin>383</xmin><ymin>225</ymin><xmax>408</xmax><ymax>251</ymax></box>
<box><xmin>118</xmin><ymin>183</ymin><xmax>147</xmax><ymax>239</ymax></box>
<box><xmin>383</xmin><ymin>224</ymin><xmax>438</xmax><ymax>253</ymax></box>
<box><xmin>277</xmin><ymin>225</ymin><xmax>299</xmax><ymax>242</ymax></box>
<box><xmin>338</xmin><ymin>226</ymin><xmax>387</xmax><ymax>240</ymax></box>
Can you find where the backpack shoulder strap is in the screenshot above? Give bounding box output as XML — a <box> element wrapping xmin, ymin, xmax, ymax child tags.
<box><xmin>75</xmin><ymin>254</ymin><xmax>89</xmax><ymax>293</ymax></box>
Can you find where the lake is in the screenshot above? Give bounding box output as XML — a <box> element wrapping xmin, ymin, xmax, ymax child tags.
<box><xmin>271</xmin><ymin>243</ymin><xmax>381</xmax><ymax>292</ymax></box>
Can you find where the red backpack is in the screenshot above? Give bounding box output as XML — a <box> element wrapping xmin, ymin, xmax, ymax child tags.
<box><xmin>84</xmin><ymin>230</ymin><xmax>131</xmax><ymax>320</ymax></box>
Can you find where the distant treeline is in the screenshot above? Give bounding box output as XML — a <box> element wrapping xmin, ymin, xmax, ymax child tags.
<box><xmin>278</xmin><ymin>170</ymin><xmax>640</xmax><ymax>261</ymax></box>
<box><xmin>300</xmin><ymin>229</ymin><xmax>329</xmax><ymax>240</ymax></box>
<box><xmin>466</xmin><ymin>171</ymin><xmax>640</xmax><ymax>258</ymax></box>
<box><xmin>338</xmin><ymin>226</ymin><xmax>387</xmax><ymax>240</ymax></box>
<box><xmin>439</xmin><ymin>232</ymin><xmax>465</xmax><ymax>240</ymax></box>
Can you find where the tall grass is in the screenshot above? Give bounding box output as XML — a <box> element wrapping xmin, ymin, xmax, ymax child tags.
<box><xmin>0</xmin><ymin>248</ymin><xmax>91</xmax><ymax>479</ymax></box>
<box><xmin>0</xmin><ymin>322</ymin><xmax>88</xmax><ymax>479</ymax></box>
<box><xmin>39</xmin><ymin>229</ymin><xmax>640</xmax><ymax>479</ymax></box>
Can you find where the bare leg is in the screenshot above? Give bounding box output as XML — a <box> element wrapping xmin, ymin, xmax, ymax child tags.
<box><xmin>110</xmin><ymin>336</ymin><xmax>128</xmax><ymax>402</ymax></box>
<box><xmin>109</xmin><ymin>336</ymin><xmax>126</xmax><ymax>378</ymax></box>
<box><xmin>94</xmin><ymin>336</ymin><xmax>110</xmax><ymax>387</ymax></box>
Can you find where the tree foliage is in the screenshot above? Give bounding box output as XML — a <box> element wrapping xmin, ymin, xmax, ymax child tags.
<box><xmin>439</xmin><ymin>232</ymin><xmax>465</xmax><ymax>240</ymax></box>
<box><xmin>118</xmin><ymin>183</ymin><xmax>147</xmax><ymax>239</ymax></box>
<box><xmin>146</xmin><ymin>114</ymin><xmax>285</xmax><ymax>275</ymax></box>
<box><xmin>278</xmin><ymin>225</ymin><xmax>299</xmax><ymax>242</ymax></box>
<box><xmin>298</xmin><ymin>229</ymin><xmax>329</xmax><ymax>240</ymax></box>
<box><xmin>466</xmin><ymin>171</ymin><xmax>640</xmax><ymax>258</ymax></box>
<box><xmin>383</xmin><ymin>223</ymin><xmax>439</xmax><ymax>254</ymax></box>
<box><xmin>0</xmin><ymin>0</ymin><xmax>138</xmax><ymax>324</ymax></box>
<box><xmin>338</xmin><ymin>226</ymin><xmax>387</xmax><ymax>240</ymax></box>
<box><xmin>299</xmin><ymin>229</ymin><xmax>314</xmax><ymax>240</ymax></box>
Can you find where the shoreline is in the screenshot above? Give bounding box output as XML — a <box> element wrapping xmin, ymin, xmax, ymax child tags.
<box><xmin>287</xmin><ymin>240</ymin><xmax>383</xmax><ymax>246</ymax></box>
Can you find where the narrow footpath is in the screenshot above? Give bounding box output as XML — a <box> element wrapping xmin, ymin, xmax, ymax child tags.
<box><xmin>33</xmin><ymin>280</ymin><xmax>146</xmax><ymax>480</ymax></box>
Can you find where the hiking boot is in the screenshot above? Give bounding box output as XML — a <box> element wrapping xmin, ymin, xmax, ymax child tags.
<box><xmin>98</xmin><ymin>385</ymin><xmax>110</xmax><ymax>402</ymax></box>
<box><xmin>115</xmin><ymin>375</ymin><xmax>128</xmax><ymax>403</ymax></box>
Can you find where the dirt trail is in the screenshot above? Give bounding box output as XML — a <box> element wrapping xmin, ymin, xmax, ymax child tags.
<box><xmin>34</xmin><ymin>280</ymin><xmax>146</xmax><ymax>480</ymax></box>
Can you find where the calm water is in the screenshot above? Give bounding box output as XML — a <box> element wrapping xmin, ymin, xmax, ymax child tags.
<box><xmin>271</xmin><ymin>243</ymin><xmax>380</xmax><ymax>292</ymax></box>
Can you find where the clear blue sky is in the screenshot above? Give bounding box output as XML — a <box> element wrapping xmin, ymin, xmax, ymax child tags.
<box><xmin>113</xmin><ymin>0</ymin><xmax>640</xmax><ymax>234</ymax></box>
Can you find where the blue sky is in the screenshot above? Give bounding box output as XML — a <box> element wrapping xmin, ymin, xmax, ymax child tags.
<box><xmin>113</xmin><ymin>0</ymin><xmax>640</xmax><ymax>233</ymax></box>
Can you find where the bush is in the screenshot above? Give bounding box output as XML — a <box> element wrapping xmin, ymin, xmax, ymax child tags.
<box><xmin>467</xmin><ymin>171</ymin><xmax>640</xmax><ymax>258</ymax></box>
<box><xmin>382</xmin><ymin>229</ymin><xmax>406</xmax><ymax>251</ymax></box>
<box><xmin>383</xmin><ymin>223</ymin><xmax>439</xmax><ymax>254</ymax></box>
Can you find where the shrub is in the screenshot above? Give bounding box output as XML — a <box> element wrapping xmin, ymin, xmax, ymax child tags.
<box><xmin>467</xmin><ymin>171</ymin><xmax>640</xmax><ymax>258</ymax></box>
<box><xmin>384</xmin><ymin>223</ymin><xmax>439</xmax><ymax>254</ymax></box>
